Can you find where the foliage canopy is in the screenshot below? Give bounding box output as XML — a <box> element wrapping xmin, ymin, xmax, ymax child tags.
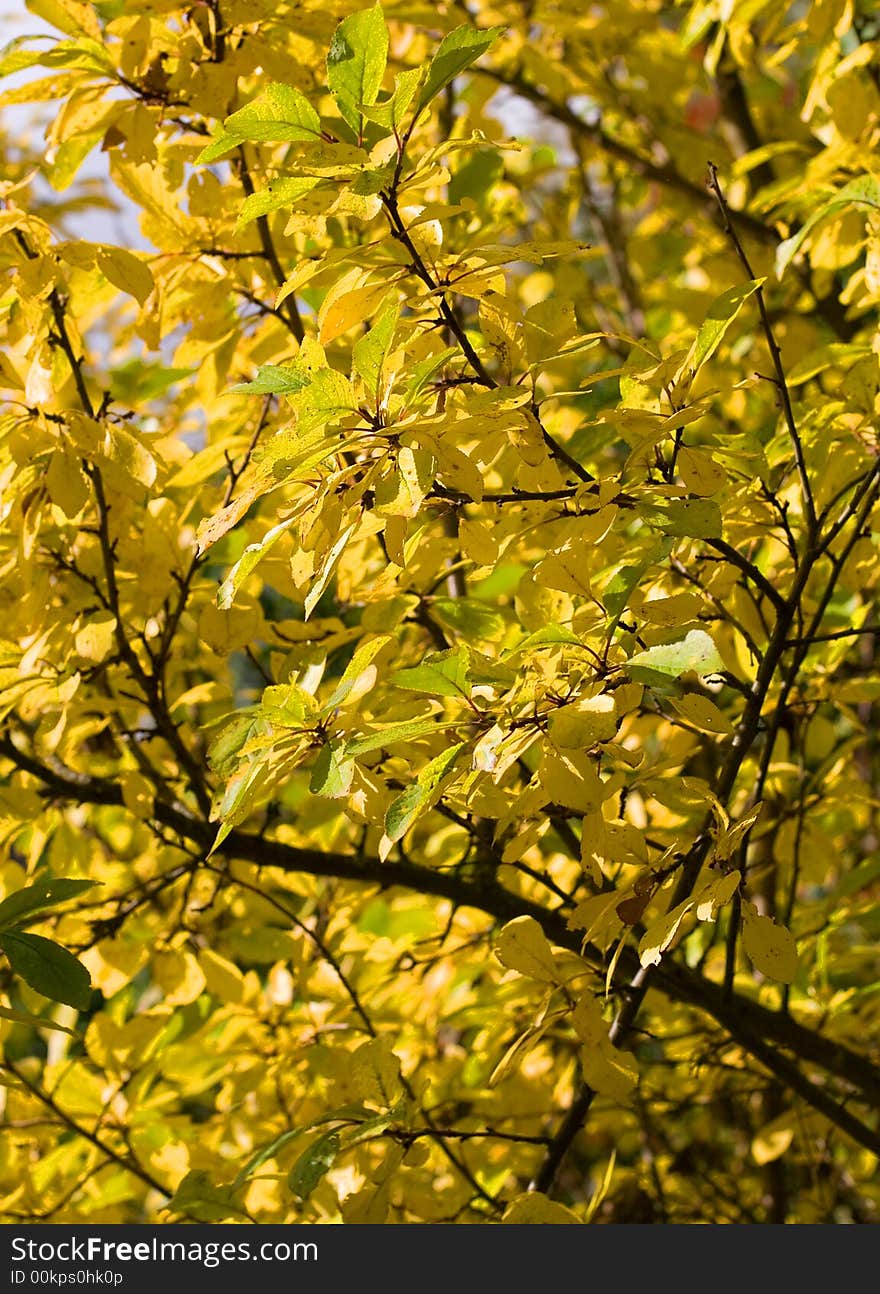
<box><xmin>0</xmin><ymin>0</ymin><xmax>879</xmax><ymax>1224</ymax></box>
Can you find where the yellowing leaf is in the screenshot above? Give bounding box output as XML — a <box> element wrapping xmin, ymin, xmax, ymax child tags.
<box><xmin>46</xmin><ymin>447</ymin><xmax>89</xmax><ymax>517</ymax></box>
<box><xmin>197</xmin><ymin>83</ymin><xmax>322</xmax><ymax>163</ymax></box>
<box><xmin>318</xmin><ymin>281</ymin><xmax>391</xmax><ymax>345</ymax></box>
<box><xmin>671</xmin><ymin>692</ymin><xmax>733</xmax><ymax>735</ymax></box>
<box><xmin>384</xmin><ymin>743</ymin><xmax>465</xmax><ymax>842</ymax></box>
<box><xmin>627</xmin><ymin>630</ymin><xmax>725</xmax><ymax>681</ymax></box>
<box><xmin>678</xmin><ymin>446</ymin><xmax>726</xmax><ymax>496</ymax></box>
<box><xmin>120</xmin><ymin>770</ymin><xmax>155</xmax><ymax>820</ymax></box>
<box><xmin>198</xmin><ymin>949</ymin><xmax>246</xmax><ymax>1004</ymax></box>
<box><xmin>96</xmin><ymin>245</ymin><xmax>154</xmax><ymax>305</ymax></box>
<box><xmin>502</xmin><ymin>1193</ymin><xmax>581</xmax><ymax>1224</ymax></box>
<box><xmin>496</xmin><ymin>915</ymin><xmax>558</xmax><ymax>982</ymax></box>
<box><xmin>694</xmin><ymin>869</ymin><xmax>741</xmax><ymax>921</ymax></box>
<box><xmin>685</xmin><ymin>279</ymin><xmax>764</xmax><ymax>377</ymax></box>
<box><xmin>579</xmin><ymin>1040</ymin><xmax>638</xmax><ymax>1101</ymax></box>
<box><xmin>350</xmin><ymin>1036</ymin><xmax>402</xmax><ymax>1110</ymax></box>
<box><xmin>540</xmin><ymin>748</ymin><xmax>604</xmax><ymax>812</ymax></box>
<box><xmin>152</xmin><ymin>949</ymin><xmax>207</xmax><ymax>1006</ymax></box>
<box><xmin>752</xmin><ymin>1114</ymin><xmax>796</xmax><ymax>1165</ymax></box>
<box><xmin>304</xmin><ymin>521</ymin><xmax>357</xmax><ymax>620</ymax></box>
<box><xmin>549</xmin><ymin>694</ymin><xmax>617</xmax><ymax>748</ymax></box>
<box><xmin>741</xmin><ymin>902</ymin><xmax>799</xmax><ymax>984</ymax></box>
<box><xmin>74</xmin><ymin>613</ymin><xmax>117</xmax><ymax>663</ymax></box>
<box><xmin>639</xmin><ymin>898</ymin><xmax>694</xmax><ymax>968</ymax></box>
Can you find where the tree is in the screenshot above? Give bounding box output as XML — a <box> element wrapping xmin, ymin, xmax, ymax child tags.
<box><xmin>0</xmin><ymin>0</ymin><xmax>878</xmax><ymax>1225</ymax></box>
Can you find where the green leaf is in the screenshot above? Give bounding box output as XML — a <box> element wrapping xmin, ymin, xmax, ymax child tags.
<box><xmin>230</xmin><ymin>363</ymin><xmax>310</xmax><ymax>395</ymax></box>
<box><xmin>504</xmin><ymin>624</ymin><xmax>583</xmax><ymax>655</ymax></box>
<box><xmin>305</xmin><ymin>522</ymin><xmax>357</xmax><ymax>620</ymax></box>
<box><xmin>787</xmin><ymin>343</ymin><xmax>872</xmax><ymax>387</ymax></box>
<box><xmin>384</xmin><ymin>743</ymin><xmax>465</xmax><ymax>842</ymax></box>
<box><xmin>197</xmin><ymin>84</ymin><xmax>322</xmax><ymax>163</ymax></box>
<box><xmin>167</xmin><ymin>1170</ymin><xmax>250</xmax><ymax>1222</ymax></box>
<box><xmin>345</xmin><ymin>718</ymin><xmax>455</xmax><ymax>759</ymax></box>
<box><xmin>339</xmin><ymin>1108</ymin><xmax>399</xmax><ymax>1148</ymax></box>
<box><xmin>208</xmin><ymin>760</ymin><xmax>269</xmax><ymax>855</ymax></box>
<box><xmin>237</xmin><ymin>177</ymin><xmax>322</xmax><ymax>226</ymax></box>
<box><xmin>0</xmin><ymin>877</ymin><xmax>99</xmax><ymax>932</ymax></box>
<box><xmin>391</xmin><ymin>647</ymin><xmax>470</xmax><ymax>697</ymax></box>
<box><xmin>360</xmin><ymin>66</ymin><xmax>423</xmax><ymax>132</ymax></box>
<box><xmin>403</xmin><ymin>347</ymin><xmax>459</xmax><ymax>404</ymax></box>
<box><xmin>217</xmin><ymin>516</ymin><xmax>298</xmax><ymax>610</ymax></box>
<box><xmin>602</xmin><ymin>563</ymin><xmax>649</xmax><ymax>621</ymax></box>
<box><xmin>0</xmin><ymin>1004</ymin><xmax>78</xmax><ymax>1036</ymax></box>
<box><xmin>776</xmin><ymin>175</ymin><xmax>880</xmax><ymax>278</ymax></box>
<box><xmin>327</xmin><ymin>3</ymin><xmax>389</xmax><ymax>135</ymax></box>
<box><xmin>432</xmin><ymin>597</ymin><xmax>504</xmax><ymax>640</ymax></box>
<box><xmin>288</xmin><ymin>1129</ymin><xmax>341</xmax><ymax>1199</ymax></box>
<box><xmin>647</xmin><ymin>499</ymin><xmax>722</xmax><ymax>539</ymax></box>
<box><xmin>233</xmin><ymin>1105</ymin><xmax>372</xmax><ymax>1188</ymax></box>
<box><xmin>352</xmin><ymin>299</ymin><xmax>399</xmax><ymax>393</ymax></box>
<box><xmin>321</xmin><ymin>634</ymin><xmax>392</xmax><ymax>712</ymax></box>
<box><xmin>0</xmin><ymin>931</ymin><xmax>92</xmax><ymax>1011</ymax></box>
<box><xmin>309</xmin><ymin>741</ymin><xmax>355</xmax><ymax>798</ymax></box>
<box><xmin>686</xmin><ymin>279</ymin><xmax>764</xmax><ymax>377</ymax></box>
<box><xmin>415</xmin><ymin>24</ymin><xmax>504</xmax><ymax>117</ymax></box>
<box><xmin>626</xmin><ymin>629</ymin><xmax>725</xmax><ymax>682</ymax></box>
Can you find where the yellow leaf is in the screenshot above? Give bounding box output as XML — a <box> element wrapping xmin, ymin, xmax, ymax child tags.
<box><xmin>74</xmin><ymin>613</ymin><xmax>117</xmax><ymax>663</ymax></box>
<box><xmin>120</xmin><ymin>770</ymin><xmax>155</xmax><ymax>820</ymax></box>
<box><xmin>571</xmin><ymin>991</ymin><xmax>607</xmax><ymax>1044</ymax></box>
<box><xmin>100</xmin><ymin>423</ymin><xmax>158</xmax><ymax>490</ymax></box>
<box><xmin>458</xmin><ymin>517</ymin><xmax>498</xmax><ymax>565</ymax></box>
<box><xmin>196</xmin><ymin>475</ymin><xmax>272</xmax><ymax>555</ymax></box>
<box><xmin>30</xmin><ymin>0</ymin><xmax>102</xmax><ymax>40</ymax></box>
<box><xmin>678</xmin><ymin>446</ymin><xmax>726</xmax><ymax>496</ymax></box>
<box><xmin>198</xmin><ymin>949</ymin><xmax>246</xmax><ymax>1004</ymax></box>
<box><xmin>502</xmin><ymin>1193</ymin><xmax>581</xmax><ymax>1223</ymax></box>
<box><xmin>318</xmin><ymin>281</ymin><xmax>392</xmax><ymax>345</ymax></box>
<box><xmin>638</xmin><ymin>591</ymin><xmax>703</xmax><ymax>626</ymax></box>
<box><xmin>671</xmin><ymin>692</ymin><xmax>733</xmax><ymax>735</ymax></box>
<box><xmin>81</xmin><ymin>939</ymin><xmax>148</xmax><ymax>997</ymax></box>
<box><xmin>25</xmin><ymin>345</ymin><xmax>54</xmax><ymax>405</ymax></box>
<box><xmin>752</xmin><ymin>1113</ymin><xmax>795</xmax><ymax>1165</ymax></box>
<box><xmin>549</xmin><ymin>694</ymin><xmax>617</xmax><ymax>748</ymax></box>
<box><xmin>741</xmin><ymin>902</ymin><xmax>799</xmax><ymax>984</ymax></box>
<box><xmin>152</xmin><ymin>950</ymin><xmax>207</xmax><ymax>1006</ymax></box>
<box><xmin>46</xmin><ymin>448</ymin><xmax>89</xmax><ymax>518</ymax></box>
<box><xmin>496</xmin><ymin>915</ymin><xmax>558</xmax><ymax>982</ymax></box>
<box><xmin>198</xmin><ymin>601</ymin><xmax>262</xmax><ymax>654</ymax></box>
<box><xmin>639</xmin><ymin>897</ymin><xmax>694</xmax><ymax>968</ymax></box>
<box><xmin>351</xmin><ymin>1036</ymin><xmax>403</xmax><ymax>1110</ymax></box>
<box><xmin>96</xmin><ymin>245</ymin><xmax>154</xmax><ymax>306</ymax></box>
<box><xmin>539</xmin><ymin>748</ymin><xmax>604</xmax><ymax>812</ymax></box>
<box><xmin>579</xmin><ymin>1040</ymin><xmax>638</xmax><ymax>1101</ymax></box>
<box><xmin>694</xmin><ymin>869</ymin><xmax>741</xmax><ymax>921</ymax></box>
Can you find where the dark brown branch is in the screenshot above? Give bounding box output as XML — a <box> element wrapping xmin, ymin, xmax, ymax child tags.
<box><xmin>1</xmin><ymin>1060</ymin><xmax>168</xmax><ymax>1198</ymax></box>
<box><xmin>380</xmin><ymin>192</ymin><xmax>594</xmax><ymax>486</ymax></box>
<box><xmin>707</xmin><ymin>163</ymin><xmax>816</xmax><ymax>538</ymax></box>
<box><xmin>3</xmin><ymin>736</ymin><xmax>879</xmax><ymax>1117</ymax></box>
<box><xmin>704</xmin><ymin>538</ymin><xmax>787</xmax><ymax>616</ymax></box>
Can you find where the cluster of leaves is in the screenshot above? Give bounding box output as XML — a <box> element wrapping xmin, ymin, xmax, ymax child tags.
<box><xmin>0</xmin><ymin>0</ymin><xmax>878</xmax><ymax>1224</ymax></box>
